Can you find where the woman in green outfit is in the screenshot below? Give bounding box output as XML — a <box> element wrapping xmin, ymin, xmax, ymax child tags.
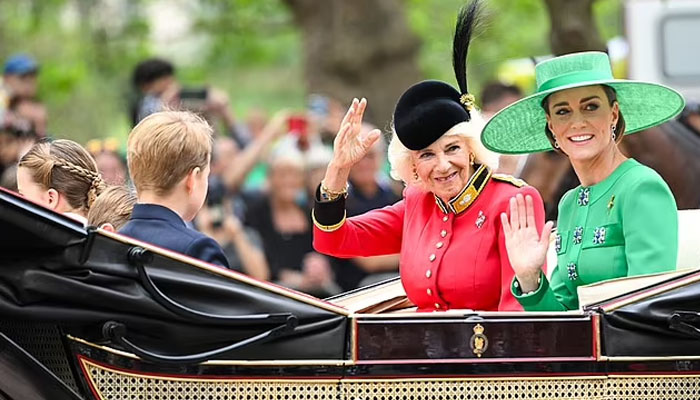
<box><xmin>481</xmin><ymin>51</ymin><xmax>685</xmax><ymax>311</ymax></box>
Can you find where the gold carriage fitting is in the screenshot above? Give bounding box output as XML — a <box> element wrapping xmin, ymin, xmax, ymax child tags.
<box><xmin>2</xmin><ymin>185</ymin><xmax>700</xmax><ymax>400</ymax></box>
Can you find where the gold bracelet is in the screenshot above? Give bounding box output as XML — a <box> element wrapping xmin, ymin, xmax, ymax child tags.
<box><xmin>320</xmin><ymin>180</ymin><xmax>349</xmax><ymax>201</ymax></box>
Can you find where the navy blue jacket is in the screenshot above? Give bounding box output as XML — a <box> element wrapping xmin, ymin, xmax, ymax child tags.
<box><xmin>119</xmin><ymin>203</ymin><xmax>230</xmax><ymax>268</ymax></box>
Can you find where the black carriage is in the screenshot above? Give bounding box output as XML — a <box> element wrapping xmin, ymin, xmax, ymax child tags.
<box><xmin>1</xmin><ymin>187</ymin><xmax>699</xmax><ymax>400</ymax></box>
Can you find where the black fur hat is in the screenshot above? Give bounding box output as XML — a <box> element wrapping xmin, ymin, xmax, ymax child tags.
<box><xmin>393</xmin><ymin>0</ymin><xmax>481</xmax><ymax>151</ymax></box>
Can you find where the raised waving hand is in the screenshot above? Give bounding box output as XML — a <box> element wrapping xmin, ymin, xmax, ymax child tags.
<box><xmin>501</xmin><ymin>194</ymin><xmax>554</xmax><ymax>292</ymax></box>
<box><xmin>323</xmin><ymin>98</ymin><xmax>381</xmax><ymax>192</ymax></box>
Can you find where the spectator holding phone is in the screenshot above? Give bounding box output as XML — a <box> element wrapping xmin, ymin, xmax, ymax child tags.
<box><xmin>130</xmin><ymin>58</ymin><xmax>246</xmax><ymax>147</ymax></box>
<box><xmin>218</xmin><ymin>109</ymin><xmax>290</xmax><ymax>194</ymax></box>
<box><xmin>196</xmin><ymin>177</ymin><xmax>270</xmax><ymax>281</ymax></box>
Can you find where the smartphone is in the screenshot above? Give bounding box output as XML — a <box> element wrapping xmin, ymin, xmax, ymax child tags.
<box><xmin>288</xmin><ymin>115</ymin><xmax>309</xmax><ymax>151</ymax></box>
<box><xmin>179</xmin><ymin>87</ymin><xmax>208</xmax><ymax>100</ymax></box>
<box><xmin>288</xmin><ymin>115</ymin><xmax>308</xmax><ymax>137</ymax></box>
<box><xmin>208</xmin><ymin>204</ymin><xmax>225</xmax><ymax>229</ymax></box>
<box><xmin>179</xmin><ymin>87</ymin><xmax>208</xmax><ymax>110</ymax></box>
<box><xmin>205</xmin><ymin>176</ymin><xmax>226</xmax><ymax>229</ymax></box>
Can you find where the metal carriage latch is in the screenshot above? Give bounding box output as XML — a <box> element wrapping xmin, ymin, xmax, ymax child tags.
<box><xmin>669</xmin><ymin>311</ymin><xmax>700</xmax><ymax>339</ymax></box>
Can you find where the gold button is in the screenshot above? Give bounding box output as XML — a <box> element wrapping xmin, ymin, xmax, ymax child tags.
<box><xmin>441</xmin><ymin>230</ymin><xmax>447</xmax><ymax>238</ymax></box>
<box><xmin>443</xmin><ymin>215</ymin><xmax>448</xmax><ymax>222</ymax></box>
<box><xmin>427</xmin><ymin>288</ymin><xmax>432</xmax><ymax>296</ymax></box>
<box><xmin>436</xmin><ymin>242</ymin><xmax>443</xmax><ymax>249</ymax></box>
<box><xmin>434</xmin><ymin>303</ymin><xmax>441</xmax><ymax>309</ymax></box>
<box><xmin>429</xmin><ymin>254</ymin><xmax>436</xmax><ymax>262</ymax></box>
<box><xmin>426</xmin><ymin>270</ymin><xmax>432</xmax><ymax>278</ymax></box>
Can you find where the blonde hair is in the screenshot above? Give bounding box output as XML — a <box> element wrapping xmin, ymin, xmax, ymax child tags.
<box><xmin>87</xmin><ymin>185</ymin><xmax>137</xmax><ymax>230</ymax></box>
<box><xmin>18</xmin><ymin>139</ymin><xmax>106</xmax><ymax>213</ymax></box>
<box><xmin>127</xmin><ymin>111</ymin><xmax>213</xmax><ymax>195</ymax></box>
<box><xmin>387</xmin><ymin>111</ymin><xmax>499</xmax><ymax>187</ymax></box>
<box><xmin>268</xmin><ymin>143</ymin><xmax>306</xmax><ymax>171</ymax></box>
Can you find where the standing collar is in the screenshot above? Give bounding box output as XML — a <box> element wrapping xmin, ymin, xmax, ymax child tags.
<box><xmin>434</xmin><ymin>164</ymin><xmax>492</xmax><ymax>215</ymax></box>
<box><xmin>131</xmin><ymin>203</ymin><xmax>187</xmax><ymax>228</ymax></box>
<box><xmin>580</xmin><ymin>158</ymin><xmax>640</xmax><ymax>204</ymax></box>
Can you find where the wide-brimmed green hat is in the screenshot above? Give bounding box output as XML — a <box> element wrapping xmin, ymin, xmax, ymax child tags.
<box><xmin>481</xmin><ymin>51</ymin><xmax>685</xmax><ymax>154</ymax></box>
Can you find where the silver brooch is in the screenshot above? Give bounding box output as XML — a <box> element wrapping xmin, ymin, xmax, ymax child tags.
<box><xmin>573</xmin><ymin>226</ymin><xmax>583</xmax><ymax>245</ymax></box>
<box><xmin>593</xmin><ymin>227</ymin><xmax>606</xmax><ymax>245</ymax></box>
<box><xmin>577</xmin><ymin>188</ymin><xmax>590</xmax><ymax>206</ymax></box>
<box><xmin>567</xmin><ymin>262</ymin><xmax>578</xmax><ymax>281</ymax></box>
<box><xmin>475</xmin><ymin>211</ymin><xmax>486</xmax><ymax>228</ymax></box>
<box><xmin>555</xmin><ymin>234</ymin><xmax>562</xmax><ymax>253</ymax></box>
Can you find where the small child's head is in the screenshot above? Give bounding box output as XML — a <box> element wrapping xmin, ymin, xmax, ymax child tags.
<box><xmin>87</xmin><ymin>185</ymin><xmax>137</xmax><ymax>232</ymax></box>
<box><xmin>17</xmin><ymin>139</ymin><xmax>105</xmax><ymax>217</ymax></box>
<box><xmin>127</xmin><ymin>111</ymin><xmax>213</xmax><ymax>221</ymax></box>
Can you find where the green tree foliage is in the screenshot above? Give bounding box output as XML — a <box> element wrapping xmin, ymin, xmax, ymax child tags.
<box><xmin>407</xmin><ymin>0</ymin><xmax>622</xmax><ymax>101</ymax></box>
<box><xmin>0</xmin><ymin>0</ymin><xmax>621</xmax><ymax>145</ymax></box>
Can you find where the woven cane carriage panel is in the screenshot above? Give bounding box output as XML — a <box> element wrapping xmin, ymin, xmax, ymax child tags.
<box><xmin>0</xmin><ymin>321</ymin><xmax>80</xmax><ymax>392</ymax></box>
<box><xmin>607</xmin><ymin>376</ymin><xmax>700</xmax><ymax>399</ymax></box>
<box><xmin>343</xmin><ymin>376</ymin><xmax>700</xmax><ymax>399</ymax></box>
<box><xmin>343</xmin><ymin>378</ymin><xmax>607</xmax><ymax>400</ymax></box>
<box><xmin>81</xmin><ymin>359</ymin><xmax>341</xmax><ymax>400</ymax></box>
<box><xmin>81</xmin><ymin>359</ymin><xmax>700</xmax><ymax>400</ymax></box>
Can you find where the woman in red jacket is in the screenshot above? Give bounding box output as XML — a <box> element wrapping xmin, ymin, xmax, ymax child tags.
<box><xmin>312</xmin><ymin>1</ymin><xmax>546</xmax><ymax>312</ymax></box>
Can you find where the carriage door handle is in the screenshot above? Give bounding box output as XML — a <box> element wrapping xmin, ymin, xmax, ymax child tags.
<box><xmin>668</xmin><ymin>311</ymin><xmax>700</xmax><ymax>339</ymax></box>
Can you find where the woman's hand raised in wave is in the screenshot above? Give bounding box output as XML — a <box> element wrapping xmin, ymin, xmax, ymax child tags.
<box><xmin>323</xmin><ymin>98</ymin><xmax>381</xmax><ymax>192</ymax></box>
<box><xmin>500</xmin><ymin>193</ymin><xmax>554</xmax><ymax>293</ymax></box>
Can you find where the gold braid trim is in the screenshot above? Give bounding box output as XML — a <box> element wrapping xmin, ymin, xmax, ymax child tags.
<box><xmin>492</xmin><ymin>173</ymin><xmax>527</xmax><ymax>187</ymax></box>
<box><xmin>312</xmin><ymin>210</ymin><xmax>347</xmax><ymax>233</ymax></box>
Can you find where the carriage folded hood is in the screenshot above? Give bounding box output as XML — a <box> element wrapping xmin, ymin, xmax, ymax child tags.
<box><xmin>584</xmin><ymin>267</ymin><xmax>700</xmax><ymax>357</ymax></box>
<box><xmin>0</xmin><ymin>188</ymin><xmax>348</xmax><ymax>362</ymax></box>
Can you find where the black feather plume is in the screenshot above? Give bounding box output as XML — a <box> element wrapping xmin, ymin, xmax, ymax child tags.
<box><xmin>452</xmin><ymin>0</ymin><xmax>482</xmax><ymax>96</ymax></box>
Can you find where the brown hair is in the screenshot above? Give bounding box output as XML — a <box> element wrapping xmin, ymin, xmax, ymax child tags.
<box><xmin>19</xmin><ymin>139</ymin><xmax>106</xmax><ymax>213</ymax></box>
<box><xmin>542</xmin><ymin>85</ymin><xmax>626</xmax><ymax>152</ymax></box>
<box><xmin>127</xmin><ymin>111</ymin><xmax>213</xmax><ymax>196</ymax></box>
<box><xmin>87</xmin><ymin>185</ymin><xmax>137</xmax><ymax>229</ymax></box>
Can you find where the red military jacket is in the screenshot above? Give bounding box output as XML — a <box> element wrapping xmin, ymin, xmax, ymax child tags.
<box><xmin>313</xmin><ymin>166</ymin><xmax>546</xmax><ymax>312</ymax></box>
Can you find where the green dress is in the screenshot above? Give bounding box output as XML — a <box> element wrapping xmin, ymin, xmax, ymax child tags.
<box><xmin>512</xmin><ymin>159</ymin><xmax>678</xmax><ymax>311</ymax></box>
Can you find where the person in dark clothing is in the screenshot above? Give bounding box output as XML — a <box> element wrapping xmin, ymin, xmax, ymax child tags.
<box><xmin>119</xmin><ymin>110</ymin><xmax>230</xmax><ymax>268</ymax></box>
<box><xmin>244</xmin><ymin>150</ymin><xmax>339</xmax><ymax>297</ymax></box>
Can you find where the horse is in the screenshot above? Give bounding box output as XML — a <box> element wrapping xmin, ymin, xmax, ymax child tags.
<box><xmin>519</xmin><ymin>108</ymin><xmax>700</xmax><ymax>222</ymax></box>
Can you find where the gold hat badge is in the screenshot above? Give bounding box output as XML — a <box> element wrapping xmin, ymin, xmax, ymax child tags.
<box><xmin>460</xmin><ymin>93</ymin><xmax>476</xmax><ymax>111</ymax></box>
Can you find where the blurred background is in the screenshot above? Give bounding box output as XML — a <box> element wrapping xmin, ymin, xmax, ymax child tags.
<box><xmin>0</xmin><ymin>0</ymin><xmax>625</xmax><ymax>143</ymax></box>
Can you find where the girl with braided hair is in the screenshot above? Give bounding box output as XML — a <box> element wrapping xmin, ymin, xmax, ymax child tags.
<box><xmin>17</xmin><ymin>138</ymin><xmax>106</xmax><ymax>225</ymax></box>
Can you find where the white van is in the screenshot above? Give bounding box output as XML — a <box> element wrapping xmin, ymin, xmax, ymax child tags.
<box><xmin>626</xmin><ymin>0</ymin><xmax>700</xmax><ymax>101</ymax></box>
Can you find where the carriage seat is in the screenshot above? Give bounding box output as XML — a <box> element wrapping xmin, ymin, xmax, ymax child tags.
<box><xmin>544</xmin><ymin>208</ymin><xmax>700</xmax><ymax>278</ymax></box>
<box><xmin>676</xmin><ymin>209</ymin><xmax>700</xmax><ymax>270</ymax></box>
